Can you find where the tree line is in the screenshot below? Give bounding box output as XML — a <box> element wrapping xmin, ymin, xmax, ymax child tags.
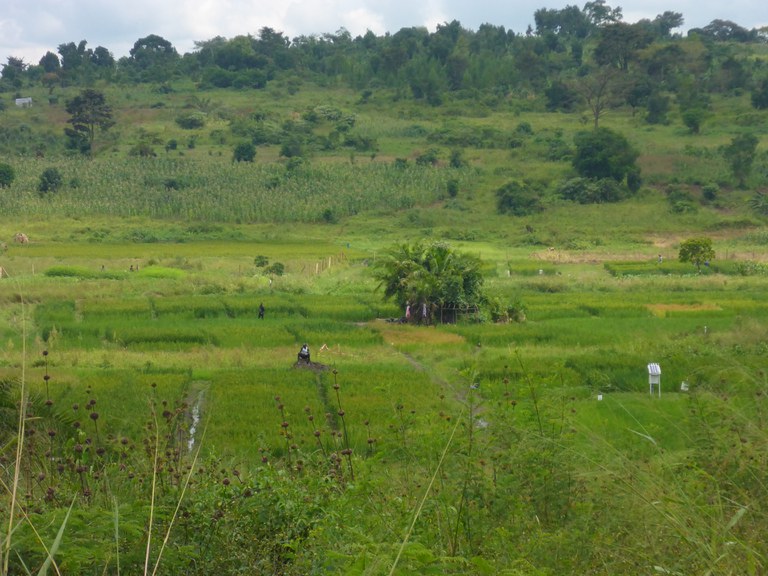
<box><xmin>1</xmin><ymin>1</ymin><xmax>767</xmax><ymax>114</ymax></box>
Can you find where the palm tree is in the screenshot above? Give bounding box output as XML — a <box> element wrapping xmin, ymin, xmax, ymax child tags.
<box><xmin>373</xmin><ymin>241</ymin><xmax>484</xmax><ymax>323</ymax></box>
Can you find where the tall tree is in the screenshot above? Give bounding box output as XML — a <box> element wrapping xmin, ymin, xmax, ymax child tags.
<box><xmin>723</xmin><ymin>133</ymin><xmax>759</xmax><ymax>188</ymax></box>
<box><xmin>64</xmin><ymin>89</ymin><xmax>114</xmax><ymax>154</ymax></box>
<box><xmin>572</xmin><ymin>65</ymin><xmax>622</xmax><ymax>128</ymax></box>
<box><xmin>593</xmin><ymin>22</ymin><xmax>653</xmax><ymax>70</ymax></box>
<box><xmin>38</xmin><ymin>51</ymin><xmax>61</xmax><ymax>73</ymax></box>
<box><xmin>58</xmin><ymin>41</ymin><xmax>91</xmax><ymax>71</ymax></box>
<box><xmin>1</xmin><ymin>56</ymin><xmax>26</xmax><ymax>86</ymax></box>
<box><xmin>583</xmin><ymin>0</ymin><xmax>622</xmax><ymax>28</ymax></box>
<box><xmin>128</xmin><ymin>34</ymin><xmax>179</xmax><ymax>80</ymax></box>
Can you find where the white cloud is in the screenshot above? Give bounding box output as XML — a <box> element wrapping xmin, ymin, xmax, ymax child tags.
<box><xmin>340</xmin><ymin>8</ymin><xmax>387</xmax><ymax>36</ymax></box>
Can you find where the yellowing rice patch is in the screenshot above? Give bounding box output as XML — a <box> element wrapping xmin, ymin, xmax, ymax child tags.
<box><xmin>647</xmin><ymin>303</ymin><xmax>722</xmax><ymax>317</ymax></box>
<box><xmin>374</xmin><ymin>322</ymin><xmax>466</xmax><ymax>346</ymax></box>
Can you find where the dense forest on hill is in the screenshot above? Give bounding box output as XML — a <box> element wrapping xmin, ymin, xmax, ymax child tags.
<box><xmin>1</xmin><ymin>2</ymin><xmax>767</xmax><ymax>99</ymax></box>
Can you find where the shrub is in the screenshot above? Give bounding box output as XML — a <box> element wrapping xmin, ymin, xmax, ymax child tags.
<box><xmin>280</xmin><ymin>137</ymin><xmax>303</xmax><ymax>158</ymax></box>
<box><xmin>559</xmin><ymin>177</ymin><xmax>624</xmax><ymax>204</ymax></box>
<box><xmin>667</xmin><ymin>186</ymin><xmax>697</xmax><ymax>213</ymax></box>
<box><xmin>265</xmin><ymin>262</ymin><xmax>285</xmax><ymax>276</ymax></box>
<box><xmin>164</xmin><ymin>178</ymin><xmax>185</xmax><ymax>190</ymax></box>
<box><xmin>750</xmin><ymin>191</ymin><xmax>768</xmax><ymax>215</ymax></box>
<box><xmin>496</xmin><ymin>180</ymin><xmax>543</xmax><ymax>215</ymax></box>
<box><xmin>0</xmin><ymin>162</ymin><xmax>15</xmax><ymax>188</ymax></box>
<box><xmin>175</xmin><ymin>113</ymin><xmax>206</xmax><ymax>129</ymax></box>
<box><xmin>233</xmin><ymin>142</ymin><xmax>256</xmax><ymax>162</ymax></box>
<box><xmin>702</xmin><ymin>183</ymin><xmax>719</xmax><ymax>202</ymax></box>
<box><xmin>38</xmin><ymin>167</ymin><xmax>63</xmax><ymax>195</ymax></box>
<box><xmin>751</xmin><ymin>78</ymin><xmax>768</xmax><ymax>110</ymax></box>
<box><xmin>626</xmin><ymin>167</ymin><xmax>642</xmax><ymax>194</ymax></box>
<box><xmin>129</xmin><ymin>142</ymin><xmax>157</xmax><ymax>157</ymax></box>
<box><xmin>322</xmin><ymin>208</ymin><xmax>337</xmax><ymax>223</ymax></box>
<box><xmin>416</xmin><ymin>148</ymin><xmax>440</xmax><ymax>166</ymax></box>
<box><xmin>449</xmin><ymin>149</ymin><xmax>465</xmax><ymax>168</ymax></box>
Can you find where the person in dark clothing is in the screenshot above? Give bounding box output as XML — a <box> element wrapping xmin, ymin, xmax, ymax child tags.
<box><xmin>258</xmin><ymin>302</ymin><xmax>265</xmax><ymax>319</ymax></box>
<box><xmin>298</xmin><ymin>344</ymin><xmax>310</xmax><ymax>364</ymax></box>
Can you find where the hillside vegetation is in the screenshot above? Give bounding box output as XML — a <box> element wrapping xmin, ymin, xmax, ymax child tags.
<box><xmin>1</xmin><ymin>4</ymin><xmax>768</xmax><ymax>575</ymax></box>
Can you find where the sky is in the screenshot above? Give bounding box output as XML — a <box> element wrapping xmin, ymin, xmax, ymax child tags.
<box><xmin>2</xmin><ymin>0</ymin><xmax>766</xmax><ymax>65</ymax></box>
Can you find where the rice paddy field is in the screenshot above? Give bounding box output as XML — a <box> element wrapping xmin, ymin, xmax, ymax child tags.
<box><xmin>2</xmin><ymin>211</ymin><xmax>768</xmax><ymax>574</ymax></box>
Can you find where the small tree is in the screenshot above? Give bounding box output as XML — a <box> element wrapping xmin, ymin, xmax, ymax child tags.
<box><xmin>572</xmin><ymin>127</ymin><xmax>640</xmax><ymax>184</ymax></box>
<box><xmin>0</xmin><ymin>163</ymin><xmax>15</xmax><ymax>188</ymax></box>
<box><xmin>680</xmin><ymin>107</ymin><xmax>707</xmax><ymax>135</ymax></box>
<box><xmin>64</xmin><ymin>89</ymin><xmax>114</xmax><ymax>154</ymax></box>
<box><xmin>678</xmin><ymin>237</ymin><xmax>715</xmax><ymax>272</ymax></box>
<box><xmin>233</xmin><ymin>142</ymin><xmax>256</xmax><ymax>163</ymax></box>
<box><xmin>38</xmin><ymin>167</ymin><xmax>63</xmax><ymax>195</ymax></box>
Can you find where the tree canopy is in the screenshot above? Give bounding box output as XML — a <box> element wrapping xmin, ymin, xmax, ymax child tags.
<box><xmin>64</xmin><ymin>89</ymin><xmax>115</xmax><ymax>154</ymax></box>
<box><xmin>678</xmin><ymin>237</ymin><xmax>715</xmax><ymax>271</ymax></box>
<box><xmin>372</xmin><ymin>241</ymin><xmax>485</xmax><ymax>322</ymax></box>
<box><xmin>723</xmin><ymin>133</ymin><xmax>759</xmax><ymax>187</ymax></box>
<box><xmin>0</xmin><ymin>163</ymin><xmax>15</xmax><ymax>188</ymax></box>
<box><xmin>572</xmin><ymin>127</ymin><xmax>640</xmax><ymax>184</ymax></box>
